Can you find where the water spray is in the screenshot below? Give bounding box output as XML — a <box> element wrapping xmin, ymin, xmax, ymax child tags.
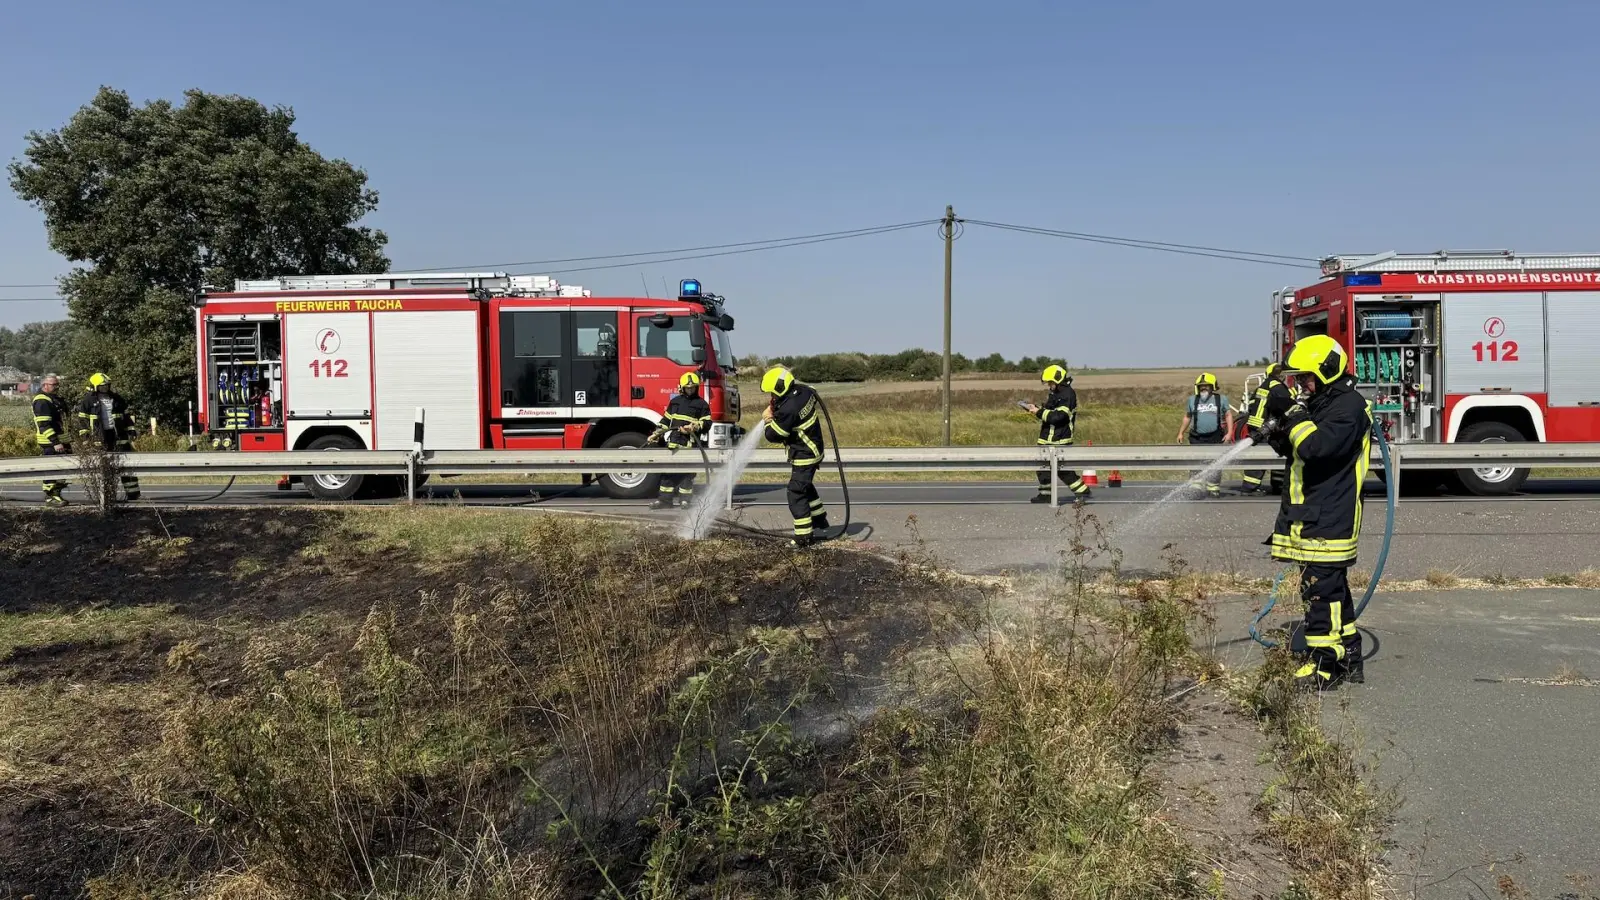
<box><xmin>1247</xmin><ymin>420</ymin><xmax>1397</xmax><ymax>649</ymax></box>
<box><xmin>678</xmin><ymin>394</ymin><xmax>852</xmax><ymax>545</ymax></box>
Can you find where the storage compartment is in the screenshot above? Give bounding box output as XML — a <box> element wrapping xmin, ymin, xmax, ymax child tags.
<box><xmin>1352</xmin><ymin>297</ymin><xmax>1441</xmax><ymax>442</ymax></box>
<box><xmin>207</xmin><ymin>317</ymin><xmax>284</xmax><ymax>446</ymax></box>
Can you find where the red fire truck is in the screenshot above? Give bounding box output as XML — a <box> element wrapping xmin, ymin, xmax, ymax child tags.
<box><xmin>1273</xmin><ymin>250</ymin><xmax>1600</xmax><ymax>495</ymax></box>
<box><xmin>195</xmin><ymin>272</ymin><xmax>741</xmax><ymax>500</ymax></box>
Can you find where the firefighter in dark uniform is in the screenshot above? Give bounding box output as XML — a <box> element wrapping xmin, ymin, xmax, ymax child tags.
<box><xmin>649</xmin><ymin>371</ymin><xmax>712</xmax><ymax>509</ymax></box>
<box><xmin>31</xmin><ymin>375</ymin><xmax>71</xmax><ymax>507</ymax></box>
<box><xmin>760</xmin><ymin>366</ymin><xmax>830</xmax><ymax>547</ymax></box>
<box><xmin>1261</xmin><ymin>336</ymin><xmax>1371</xmax><ymax>689</ymax></box>
<box><xmin>76</xmin><ymin>372</ymin><xmax>141</xmax><ymax>501</ymax></box>
<box><xmin>1243</xmin><ymin>363</ymin><xmax>1292</xmax><ymax>494</ymax></box>
<box><xmin>1023</xmin><ymin>364</ymin><xmax>1090</xmax><ymax>504</ymax></box>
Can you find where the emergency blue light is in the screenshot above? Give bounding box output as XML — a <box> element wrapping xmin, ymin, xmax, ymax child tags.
<box><xmin>679</xmin><ymin>279</ymin><xmax>702</xmax><ymax>298</ymax></box>
<box><xmin>1344</xmin><ymin>274</ymin><xmax>1382</xmax><ymax>286</ymax></box>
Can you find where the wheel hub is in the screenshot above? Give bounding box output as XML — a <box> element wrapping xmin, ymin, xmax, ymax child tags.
<box><xmin>1473</xmin><ymin>437</ymin><xmax>1513</xmax><ymax>483</ymax></box>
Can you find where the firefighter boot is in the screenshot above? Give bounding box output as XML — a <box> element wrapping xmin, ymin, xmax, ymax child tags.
<box><xmin>44</xmin><ymin>488</ymin><xmax>68</xmax><ymax>508</ymax></box>
<box><xmin>649</xmin><ymin>496</ymin><xmax>676</xmax><ymax>510</ymax></box>
<box><xmin>1030</xmin><ymin>494</ymin><xmax>1052</xmax><ymax>504</ymax></box>
<box><xmin>1343</xmin><ymin>657</ymin><xmax>1365</xmax><ymax>685</ymax></box>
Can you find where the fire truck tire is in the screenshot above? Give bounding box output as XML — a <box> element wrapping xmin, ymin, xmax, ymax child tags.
<box><xmin>597</xmin><ymin>432</ymin><xmax>661</xmax><ymax>500</ymax></box>
<box><xmin>1374</xmin><ymin>468</ymin><xmax>1450</xmax><ymax>497</ymax></box>
<box><xmin>1452</xmin><ymin>422</ymin><xmax>1531</xmax><ymax>496</ymax></box>
<box><xmin>302</xmin><ymin>435</ymin><xmax>367</xmax><ymax>501</ymax></box>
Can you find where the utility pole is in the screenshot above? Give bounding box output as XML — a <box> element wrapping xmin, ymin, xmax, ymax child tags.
<box><xmin>941</xmin><ymin>205</ymin><xmax>957</xmax><ymax>447</ymax></box>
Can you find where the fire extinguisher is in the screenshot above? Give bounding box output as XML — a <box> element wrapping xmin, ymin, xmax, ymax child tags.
<box><xmin>258</xmin><ymin>392</ymin><xmax>273</xmax><ymax>428</ymax></box>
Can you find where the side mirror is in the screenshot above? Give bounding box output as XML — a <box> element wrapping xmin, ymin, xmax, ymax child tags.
<box><xmin>717</xmin><ymin>314</ymin><xmax>735</xmax><ymax>331</ymax></box>
<box><xmin>649</xmin><ymin>313</ymin><xmax>672</xmax><ymax>329</ymax></box>
<box><xmin>688</xmin><ymin>314</ymin><xmax>706</xmax><ymax>348</ymax></box>
<box><xmin>692</xmin><ymin>348</ymin><xmax>707</xmax><ymax>364</ymax></box>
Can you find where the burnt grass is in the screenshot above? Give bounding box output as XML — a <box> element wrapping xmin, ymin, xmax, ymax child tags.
<box><xmin>0</xmin><ymin>507</ymin><xmax>979</xmax><ymax>899</ymax></box>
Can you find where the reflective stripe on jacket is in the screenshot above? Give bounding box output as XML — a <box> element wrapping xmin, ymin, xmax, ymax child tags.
<box><xmin>1268</xmin><ymin>376</ymin><xmax>1371</xmax><ymax>565</ymax></box>
<box><xmin>1035</xmin><ymin>384</ymin><xmax>1077</xmax><ymax>445</ymax></box>
<box><xmin>764</xmin><ymin>382</ymin><xmax>825</xmax><ymax>466</ymax></box>
<box><xmin>32</xmin><ymin>393</ymin><xmax>68</xmax><ymax>446</ymax></box>
<box><xmin>661</xmin><ymin>393</ymin><xmax>711</xmax><ymax>448</ymax></box>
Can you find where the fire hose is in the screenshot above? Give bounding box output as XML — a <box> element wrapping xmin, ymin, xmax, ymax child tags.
<box><xmin>1248</xmin><ymin>420</ymin><xmax>1396</xmax><ymax>650</ymax></box>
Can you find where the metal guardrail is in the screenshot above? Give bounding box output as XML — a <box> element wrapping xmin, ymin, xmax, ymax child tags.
<box><xmin>5</xmin><ymin>442</ymin><xmax>1600</xmax><ymax>504</ymax></box>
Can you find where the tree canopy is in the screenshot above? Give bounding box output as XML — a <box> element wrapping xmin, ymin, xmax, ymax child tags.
<box><xmin>8</xmin><ymin>87</ymin><xmax>389</xmax><ymax>421</ymax></box>
<box><xmin>0</xmin><ymin>320</ymin><xmax>78</xmax><ymax>375</ymax></box>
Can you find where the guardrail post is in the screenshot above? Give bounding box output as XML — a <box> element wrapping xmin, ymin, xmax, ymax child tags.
<box><xmin>725</xmin><ymin>452</ymin><xmax>736</xmax><ymax>511</ymax></box>
<box><xmin>413</xmin><ymin>407</ymin><xmax>425</xmax><ymax>453</ymax></box>
<box><xmin>1049</xmin><ymin>447</ymin><xmax>1059</xmax><ymax>507</ymax></box>
<box><xmin>406</xmin><ymin>452</ymin><xmax>416</xmax><ymax>505</ymax></box>
<box><xmin>1390</xmin><ymin>444</ymin><xmax>1402</xmax><ymax>507</ymax></box>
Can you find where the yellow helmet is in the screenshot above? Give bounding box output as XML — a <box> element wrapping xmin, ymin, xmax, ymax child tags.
<box><xmin>1041</xmin><ymin>364</ymin><xmax>1068</xmax><ymax>385</ymax></box>
<box><xmin>760</xmin><ymin>365</ymin><xmax>795</xmax><ymax>396</ymax></box>
<box><xmin>678</xmin><ymin>371</ymin><xmax>702</xmax><ymax>389</ymax></box>
<box><xmin>1194</xmin><ymin>372</ymin><xmax>1218</xmax><ymax>390</ymax></box>
<box><xmin>1286</xmin><ymin>334</ymin><xmax>1348</xmax><ymax>385</ymax></box>
<box><xmin>88</xmin><ymin>372</ymin><xmax>110</xmax><ymax>389</ymax></box>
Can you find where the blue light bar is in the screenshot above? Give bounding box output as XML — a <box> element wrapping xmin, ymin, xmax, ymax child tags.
<box><xmin>1344</xmin><ymin>273</ymin><xmax>1382</xmax><ymax>286</ymax></box>
<box><xmin>679</xmin><ymin>279</ymin><xmax>702</xmax><ymax>298</ymax></box>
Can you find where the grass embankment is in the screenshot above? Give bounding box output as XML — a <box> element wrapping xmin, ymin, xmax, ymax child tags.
<box><xmin>0</xmin><ymin>506</ymin><xmax>1389</xmax><ymax>899</ymax></box>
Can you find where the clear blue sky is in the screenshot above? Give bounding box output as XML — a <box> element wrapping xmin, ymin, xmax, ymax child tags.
<box><xmin>3</xmin><ymin>0</ymin><xmax>1598</xmax><ymax>367</ymax></box>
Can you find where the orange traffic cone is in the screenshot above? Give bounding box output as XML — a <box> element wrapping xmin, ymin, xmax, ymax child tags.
<box><xmin>1109</xmin><ymin>469</ymin><xmax>1123</xmax><ymax>487</ymax></box>
<box><xmin>1081</xmin><ymin>440</ymin><xmax>1099</xmax><ymax>487</ymax></box>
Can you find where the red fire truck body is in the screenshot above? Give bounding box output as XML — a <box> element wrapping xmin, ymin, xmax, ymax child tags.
<box><xmin>1274</xmin><ymin>250</ymin><xmax>1600</xmax><ymax>495</ymax></box>
<box><xmin>195</xmin><ymin>273</ymin><xmax>741</xmax><ymax>499</ymax></box>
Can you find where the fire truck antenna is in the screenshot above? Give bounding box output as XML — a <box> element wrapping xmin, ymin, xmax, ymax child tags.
<box><xmin>640</xmin><ymin>272</ymin><xmax>653</xmax><ymax>299</ymax></box>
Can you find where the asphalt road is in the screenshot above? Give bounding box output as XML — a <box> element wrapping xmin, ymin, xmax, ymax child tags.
<box><xmin>7</xmin><ymin>478</ymin><xmax>1600</xmax><ymax>580</ymax></box>
<box><xmin>1227</xmin><ymin>589</ymin><xmax>1600</xmax><ymax>899</ymax></box>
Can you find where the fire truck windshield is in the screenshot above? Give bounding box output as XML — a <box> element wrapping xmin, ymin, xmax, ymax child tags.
<box><xmin>710</xmin><ymin>327</ymin><xmax>735</xmax><ymax>371</ymax></box>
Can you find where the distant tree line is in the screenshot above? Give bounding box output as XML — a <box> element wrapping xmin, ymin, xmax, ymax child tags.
<box><xmin>1233</xmin><ymin>356</ymin><xmax>1273</xmax><ymax>368</ymax></box>
<box><xmin>748</xmin><ymin>349</ymin><xmax>1070</xmax><ymax>383</ymax></box>
<box><xmin>0</xmin><ymin>320</ymin><xmax>77</xmax><ymax>376</ymax></box>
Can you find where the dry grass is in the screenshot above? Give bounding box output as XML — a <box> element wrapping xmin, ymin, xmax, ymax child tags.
<box><xmin>1</xmin><ymin>506</ymin><xmax>1401</xmax><ymax>900</ymax></box>
<box><xmin>1230</xmin><ymin>654</ymin><xmax>1396</xmax><ymax>900</ymax></box>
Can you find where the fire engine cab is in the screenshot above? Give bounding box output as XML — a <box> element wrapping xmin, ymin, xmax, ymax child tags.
<box><xmin>1274</xmin><ymin>250</ymin><xmax>1600</xmax><ymax>495</ymax></box>
<box><xmin>195</xmin><ymin>273</ymin><xmax>741</xmax><ymax>500</ymax></box>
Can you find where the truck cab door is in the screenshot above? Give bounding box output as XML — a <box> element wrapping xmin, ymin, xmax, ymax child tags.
<box><xmin>631</xmin><ymin>311</ymin><xmax>699</xmax><ymax>412</ymax></box>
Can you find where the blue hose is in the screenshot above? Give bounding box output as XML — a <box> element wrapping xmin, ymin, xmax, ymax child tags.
<box><xmin>1249</xmin><ymin>423</ymin><xmax>1397</xmax><ymax>648</ymax></box>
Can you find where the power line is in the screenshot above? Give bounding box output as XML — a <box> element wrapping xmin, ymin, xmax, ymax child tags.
<box><xmin>537</xmin><ymin>221</ymin><xmax>938</xmax><ymax>276</ymax></box>
<box><xmin>394</xmin><ymin>219</ymin><xmax>944</xmax><ymax>273</ymax></box>
<box><xmin>966</xmin><ymin>219</ymin><xmax>1317</xmax><ymax>269</ymax></box>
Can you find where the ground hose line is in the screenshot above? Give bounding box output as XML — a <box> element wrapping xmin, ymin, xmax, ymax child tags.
<box><xmin>1248</xmin><ymin>423</ymin><xmax>1396</xmax><ymax>649</ymax></box>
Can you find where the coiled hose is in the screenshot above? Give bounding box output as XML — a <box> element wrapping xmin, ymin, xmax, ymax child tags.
<box><xmin>694</xmin><ymin>394</ymin><xmax>852</xmax><ymax>543</ymax></box>
<box><xmin>1249</xmin><ymin>423</ymin><xmax>1396</xmax><ymax>649</ymax></box>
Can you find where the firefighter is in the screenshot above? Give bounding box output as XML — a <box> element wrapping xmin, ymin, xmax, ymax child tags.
<box><xmin>649</xmin><ymin>371</ymin><xmax>711</xmax><ymax>509</ymax></box>
<box><xmin>1260</xmin><ymin>335</ymin><xmax>1371</xmax><ymax>689</ymax></box>
<box><xmin>31</xmin><ymin>375</ymin><xmax>71</xmax><ymax>507</ymax></box>
<box><xmin>76</xmin><ymin>372</ymin><xmax>141</xmax><ymax>501</ymax></box>
<box><xmin>760</xmin><ymin>366</ymin><xmax>830</xmax><ymax>547</ymax></box>
<box><xmin>1177</xmin><ymin>373</ymin><xmax>1235</xmax><ymax>498</ymax></box>
<box><xmin>1022</xmin><ymin>364</ymin><xmax>1090</xmax><ymax>504</ymax></box>
<box><xmin>1242</xmin><ymin>363</ymin><xmax>1292</xmax><ymax>494</ymax></box>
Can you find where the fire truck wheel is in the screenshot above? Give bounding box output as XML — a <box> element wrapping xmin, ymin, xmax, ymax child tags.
<box><xmin>597</xmin><ymin>432</ymin><xmax>661</xmax><ymax>500</ymax></box>
<box><xmin>1453</xmin><ymin>422</ymin><xmax>1531</xmax><ymax>496</ymax></box>
<box><xmin>302</xmin><ymin>434</ymin><xmax>367</xmax><ymax>501</ymax></box>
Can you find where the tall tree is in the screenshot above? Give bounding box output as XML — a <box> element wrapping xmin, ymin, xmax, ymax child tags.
<box><xmin>9</xmin><ymin>87</ymin><xmax>389</xmax><ymax>422</ymax></box>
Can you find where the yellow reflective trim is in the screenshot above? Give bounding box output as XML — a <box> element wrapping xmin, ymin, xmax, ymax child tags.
<box><xmin>1289</xmin><ymin>420</ymin><xmax>1317</xmax><ymax>451</ymax></box>
<box><xmin>766</xmin><ymin>420</ymin><xmax>790</xmax><ymax>437</ymax></box>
